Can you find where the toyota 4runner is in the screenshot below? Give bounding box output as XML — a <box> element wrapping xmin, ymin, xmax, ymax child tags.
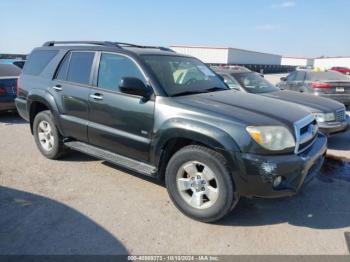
<box><xmin>16</xmin><ymin>41</ymin><xmax>327</xmax><ymax>222</ymax></box>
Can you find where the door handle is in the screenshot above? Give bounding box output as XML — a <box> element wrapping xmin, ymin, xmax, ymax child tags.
<box><xmin>90</xmin><ymin>93</ymin><xmax>103</xmax><ymax>100</ymax></box>
<box><xmin>52</xmin><ymin>85</ymin><xmax>62</xmax><ymax>91</ymax></box>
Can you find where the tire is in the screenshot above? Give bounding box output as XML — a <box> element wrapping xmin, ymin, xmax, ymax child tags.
<box><xmin>33</xmin><ymin>110</ymin><xmax>66</xmax><ymax>159</ymax></box>
<box><xmin>165</xmin><ymin>145</ymin><xmax>239</xmax><ymax>223</ymax></box>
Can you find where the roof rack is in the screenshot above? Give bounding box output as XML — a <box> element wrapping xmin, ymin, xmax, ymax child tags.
<box><xmin>42</xmin><ymin>41</ymin><xmax>175</xmax><ymax>52</ymax></box>
<box><xmin>43</xmin><ymin>41</ymin><xmax>118</xmax><ymax>47</ymax></box>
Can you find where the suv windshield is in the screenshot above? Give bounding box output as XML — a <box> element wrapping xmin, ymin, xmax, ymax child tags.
<box><xmin>306</xmin><ymin>71</ymin><xmax>349</xmax><ymax>81</ymax></box>
<box><xmin>232</xmin><ymin>72</ymin><xmax>279</xmax><ymax>93</ymax></box>
<box><xmin>141</xmin><ymin>55</ymin><xmax>228</xmax><ymax>96</ymax></box>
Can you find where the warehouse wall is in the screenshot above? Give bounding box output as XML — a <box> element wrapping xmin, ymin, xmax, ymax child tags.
<box><xmin>170</xmin><ymin>46</ymin><xmax>229</xmax><ymax>64</ymax></box>
<box><xmin>314</xmin><ymin>57</ymin><xmax>350</xmax><ymax>69</ymax></box>
<box><xmin>228</xmin><ymin>48</ymin><xmax>281</xmax><ymax>65</ymax></box>
<box><xmin>281</xmin><ymin>57</ymin><xmax>308</xmax><ymax>66</ymax></box>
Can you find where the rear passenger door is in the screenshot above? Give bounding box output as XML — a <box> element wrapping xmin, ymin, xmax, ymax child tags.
<box><xmin>284</xmin><ymin>72</ymin><xmax>297</xmax><ymax>91</ymax></box>
<box><xmin>88</xmin><ymin>52</ymin><xmax>154</xmax><ymax>162</ymax></box>
<box><xmin>51</xmin><ymin>51</ymin><xmax>96</xmax><ymax>142</ymax></box>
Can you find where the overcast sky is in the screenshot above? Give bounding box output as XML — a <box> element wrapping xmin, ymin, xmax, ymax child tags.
<box><xmin>1</xmin><ymin>0</ymin><xmax>349</xmax><ymax>57</ymax></box>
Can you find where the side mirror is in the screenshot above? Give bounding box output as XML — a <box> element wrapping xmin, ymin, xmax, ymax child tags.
<box><xmin>119</xmin><ymin>77</ymin><xmax>150</xmax><ymax>98</ymax></box>
<box><xmin>280</xmin><ymin>77</ymin><xmax>287</xmax><ymax>82</ymax></box>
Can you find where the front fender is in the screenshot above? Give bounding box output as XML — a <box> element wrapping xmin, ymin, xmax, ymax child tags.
<box><xmin>151</xmin><ymin>118</ymin><xmax>240</xmax><ymax>168</ymax></box>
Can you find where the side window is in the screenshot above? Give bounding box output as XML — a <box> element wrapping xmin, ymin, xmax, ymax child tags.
<box><xmin>222</xmin><ymin>75</ymin><xmax>240</xmax><ymax>90</ymax></box>
<box><xmin>55</xmin><ymin>53</ymin><xmax>71</xmax><ymax>81</ymax></box>
<box><xmin>295</xmin><ymin>71</ymin><xmax>306</xmax><ymax>81</ymax></box>
<box><xmin>286</xmin><ymin>72</ymin><xmax>297</xmax><ymax>82</ymax></box>
<box><xmin>23</xmin><ymin>50</ymin><xmax>58</xmax><ymax>75</ymax></box>
<box><xmin>97</xmin><ymin>53</ymin><xmax>145</xmax><ymax>91</ymax></box>
<box><xmin>67</xmin><ymin>52</ymin><xmax>95</xmax><ymax>85</ymax></box>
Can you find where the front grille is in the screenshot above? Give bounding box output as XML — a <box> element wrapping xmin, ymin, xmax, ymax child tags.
<box><xmin>294</xmin><ymin>115</ymin><xmax>318</xmax><ymax>154</ymax></box>
<box><xmin>335</xmin><ymin>109</ymin><xmax>346</xmax><ymax>122</ymax></box>
<box><xmin>298</xmin><ymin>133</ymin><xmax>317</xmax><ymax>153</ymax></box>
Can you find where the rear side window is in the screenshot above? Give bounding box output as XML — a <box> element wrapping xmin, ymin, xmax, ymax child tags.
<box><xmin>295</xmin><ymin>71</ymin><xmax>306</xmax><ymax>81</ymax></box>
<box><xmin>286</xmin><ymin>72</ymin><xmax>297</xmax><ymax>82</ymax></box>
<box><xmin>55</xmin><ymin>53</ymin><xmax>71</xmax><ymax>81</ymax></box>
<box><xmin>23</xmin><ymin>50</ymin><xmax>58</xmax><ymax>75</ymax></box>
<box><xmin>66</xmin><ymin>52</ymin><xmax>95</xmax><ymax>85</ymax></box>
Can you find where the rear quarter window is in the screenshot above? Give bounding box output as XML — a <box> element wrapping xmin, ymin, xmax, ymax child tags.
<box><xmin>23</xmin><ymin>50</ymin><xmax>58</xmax><ymax>76</ymax></box>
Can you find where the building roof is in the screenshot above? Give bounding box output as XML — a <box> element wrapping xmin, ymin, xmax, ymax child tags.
<box><xmin>169</xmin><ymin>45</ymin><xmax>281</xmax><ymax>57</ymax></box>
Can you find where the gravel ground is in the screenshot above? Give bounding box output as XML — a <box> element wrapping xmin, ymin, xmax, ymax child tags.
<box><xmin>0</xmin><ymin>112</ymin><xmax>350</xmax><ymax>255</ymax></box>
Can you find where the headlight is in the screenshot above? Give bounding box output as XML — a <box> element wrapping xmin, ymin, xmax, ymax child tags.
<box><xmin>246</xmin><ymin>126</ymin><xmax>295</xmax><ymax>151</ymax></box>
<box><xmin>313</xmin><ymin>112</ymin><xmax>335</xmax><ymax>122</ymax></box>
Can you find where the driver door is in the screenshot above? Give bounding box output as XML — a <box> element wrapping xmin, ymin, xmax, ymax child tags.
<box><xmin>88</xmin><ymin>52</ymin><xmax>154</xmax><ymax>162</ymax></box>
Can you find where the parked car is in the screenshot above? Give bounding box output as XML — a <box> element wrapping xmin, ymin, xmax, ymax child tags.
<box><xmin>0</xmin><ymin>59</ymin><xmax>26</xmax><ymax>69</ymax></box>
<box><xmin>0</xmin><ymin>64</ymin><xmax>21</xmax><ymax>112</ymax></box>
<box><xmin>213</xmin><ymin>68</ymin><xmax>349</xmax><ymax>136</ymax></box>
<box><xmin>296</xmin><ymin>66</ymin><xmax>314</xmax><ymax>71</ymax></box>
<box><xmin>277</xmin><ymin>70</ymin><xmax>350</xmax><ymax>107</ymax></box>
<box><xmin>330</xmin><ymin>66</ymin><xmax>350</xmax><ymax>75</ymax></box>
<box><xmin>12</xmin><ymin>60</ymin><xmax>26</xmax><ymax>69</ymax></box>
<box><xmin>211</xmin><ymin>65</ymin><xmax>251</xmax><ymax>72</ymax></box>
<box><xmin>16</xmin><ymin>41</ymin><xmax>327</xmax><ymax>222</ymax></box>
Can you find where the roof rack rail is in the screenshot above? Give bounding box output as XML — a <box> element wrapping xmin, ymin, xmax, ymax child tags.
<box><xmin>113</xmin><ymin>42</ymin><xmax>175</xmax><ymax>52</ymax></box>
<box><xmin>42</xmin><ymin>41</ymin><xmax>119</xmax><ymax>47</ymax></box>
<box><xmin>43</xmin><ymin>41</ymin><xmax>175</xmax><ymax>52</ymax></box>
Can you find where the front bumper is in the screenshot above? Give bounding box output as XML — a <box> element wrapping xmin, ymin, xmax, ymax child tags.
<box><xmin>318</xmin><ymin>117</ymin><xmax>350</xmax><ymax>136</ymax></box>
<box><xmin>233</xmin><ymin>133</ymin><xmax>327</xmax><ymax>198</ymax></box>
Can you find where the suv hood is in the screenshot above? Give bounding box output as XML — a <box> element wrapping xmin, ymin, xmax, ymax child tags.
<box><xmin>174</xmin><ymin>90</ymin><xmax>311</xmax><ymax>129</ymax></box>
<box><xmin>261</xmin><ymin>90</ymin><xmax>344</xmax><ymax>113</ymax></box>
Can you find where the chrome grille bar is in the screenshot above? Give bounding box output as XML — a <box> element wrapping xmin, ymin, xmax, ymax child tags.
<box><xmin>294</xmin><ymin>114</ymin><xmax>317</xmax><ymax>154</ymax></box>
<box><xmin>335</xmin><ymin>109</ymin><xmax>346</xmax><ymax>122</ymax></box>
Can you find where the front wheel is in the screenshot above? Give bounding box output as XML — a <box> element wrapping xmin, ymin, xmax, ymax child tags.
<box><xmin>165</xmin><ymin>145</ymin><xmax>239</xmax><ymax>223</ymax></box>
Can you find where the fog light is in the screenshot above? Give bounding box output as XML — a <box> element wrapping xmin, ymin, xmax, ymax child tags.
<box><xmin>273</xmin><ymin>176</ymin><xmax>282</xmax><ymax>188</ymax></box>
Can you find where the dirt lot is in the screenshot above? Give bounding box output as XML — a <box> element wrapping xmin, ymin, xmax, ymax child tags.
<box><xmin>0</xmin><ymin>112</ymin><xmax>350</xmax><ymax>255</ymax></box>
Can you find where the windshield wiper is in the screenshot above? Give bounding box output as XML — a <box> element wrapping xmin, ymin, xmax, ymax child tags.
<box><xmin>204</xmin><ymin>87</ymin><xmax>227</xmax><ymax>92</ymax></box>
<box><xmin>171</xmin><ymin>90</ymin><xmax>209</xmax><ymax>97</ymax></box>
<box><xmin>171</xmin><ymin>87</ymin><xmax>227</xmax><ymax>97</ymax></box>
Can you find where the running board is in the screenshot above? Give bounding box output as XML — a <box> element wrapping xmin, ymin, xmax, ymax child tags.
<box><xmin>64</xmin><ymin>141</ymin><xmax>157</xmax><ymax>177</ymax></box>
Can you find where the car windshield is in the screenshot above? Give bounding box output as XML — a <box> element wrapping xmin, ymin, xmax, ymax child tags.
<box><xmin>232</xmin><ymin>72</ymin><xmax>279</xmax><ymax>93</ymax></box>
<box><xmin>141</xmin><ymin>55</ymin><xmax>228</xmax><ymax>96</ymax></box>
<box><xmin>306</xmin><ymin>71</ymin><xmax>349</xmax><ymax>81</ymax></box>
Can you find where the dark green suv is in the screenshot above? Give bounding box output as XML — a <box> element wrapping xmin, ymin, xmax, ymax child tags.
<box><xmin>16</xmin><ymin>41</ymin><xmax>327</xmax><ymax>222</ymax></box>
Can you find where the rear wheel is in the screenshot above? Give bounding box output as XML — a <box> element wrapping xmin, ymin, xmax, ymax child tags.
<box><xmin>165</xmin><ymin>145</ymin><xmax>239</xmax><ymax>223</ymax></box>
<box><xmin>33</xmin><ymin>110</ymin><xmax>66</xmax><ymax>159</ymax></box>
